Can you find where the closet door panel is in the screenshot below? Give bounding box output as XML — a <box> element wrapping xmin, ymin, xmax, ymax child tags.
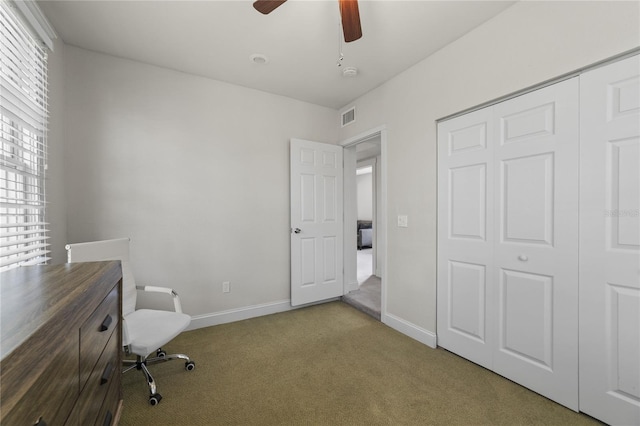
<box><xmin>579</xmin><ymin>54</ymin><xmax>640</xmax><ymax>426</ymax></box>
<box><xmin>492</xmin><ymin>78</ymin><xmax>580</xmax><ymax>411</ymax></box>
<box><xmin>450</xmin><ymin>164</ymin><xmax>487</xmax><ymax>240</ymax></box>
<box><xmin>501</xmin><ymin>153</ymin><xmax>554</xmax><ymax>245</ymax></box>
<box><xmin>499</xmin><ymin>269</ymin><xmax>553</xmax><ymax>369</ymax></box>
<box><xmin>437</xmin><ymin>107</ymin><xmax>495</xmax><ymax>369</ymax></box>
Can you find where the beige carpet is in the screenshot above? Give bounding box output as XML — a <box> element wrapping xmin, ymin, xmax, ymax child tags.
<box><xmin>120</xmin><ymin>302</ymin><xmax>599</xmax><ymax>425</ymax></box>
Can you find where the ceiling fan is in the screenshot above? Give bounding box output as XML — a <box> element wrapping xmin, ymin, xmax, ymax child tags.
<box><xmin>252</xmin><ymin>0</ymin><xmax>363</xmax><ymax>42</ymax></box>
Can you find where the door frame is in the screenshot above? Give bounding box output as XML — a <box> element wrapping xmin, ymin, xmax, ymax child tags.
<box><xmin>341</xmin><ymin>125</ymin><xmax>388</xmax><ymax>320</ymax></box>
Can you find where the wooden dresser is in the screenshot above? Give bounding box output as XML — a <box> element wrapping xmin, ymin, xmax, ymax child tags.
<box><xmin>1</xmin><ymin>261</ymin><xmax>123</xmax><ymax>425</ymax></box>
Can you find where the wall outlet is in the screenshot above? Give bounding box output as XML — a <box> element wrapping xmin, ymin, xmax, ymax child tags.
<box><xmin>222</xmin><ymin>281</ymin><xmax>230</xmax><ymax>293</ymax></box>
<box><xmin>398</xmin><ymin>215</ymin><xmax>408</xmax><ymax>227</ymax></box>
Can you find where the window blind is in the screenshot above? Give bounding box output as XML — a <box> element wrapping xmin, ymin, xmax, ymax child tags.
<box><xmin>0</xmin><ymin>1</ymin><xmax>50</xmax><ymax>271</ymax></box>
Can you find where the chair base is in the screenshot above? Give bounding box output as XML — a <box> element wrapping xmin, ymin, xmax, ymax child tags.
<box><xmin>123</xmin><ymin>348</ymin><xmax>195</xmax><ymax>405</ymax></box>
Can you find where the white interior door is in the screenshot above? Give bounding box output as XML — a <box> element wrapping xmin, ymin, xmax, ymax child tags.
<box><xmin>491</xmin><ymin>78</ymin><xmax>579</xmax><ymax>411</ymax></box>
<box><xmin>437</xmin><ymin>78</ymin><xmax>579</xmax><ymax>410</ymax></box>
<box><xmin>437</xmin><ymin>106</ymin><xmax>495</xmax><ymax>370</ymax></box>
<box><xmin>290</xmin><ymin>138</ymin><xmax>343</xmax><ymax>306</ymax></box>
<box><xmin>579</xmin><ymin>55</ymin><xmax>640</xmax><ymax>426</ymax></box>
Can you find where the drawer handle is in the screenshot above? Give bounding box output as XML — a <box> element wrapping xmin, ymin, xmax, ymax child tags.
<box><xmin>100</xmin><ymin>315</ymin><xmax>113</xmax><ymax>332</ymax></box>
<box><xmin>101</xmin><ymin>362</ymin><xmax>113</xmax><ymax>385</ymax></box>
<box><xmin>103</xmin><ymin>410</ymin><xmax>113</xmax><ymax>426</ymax></box>
<box><xmin>34</xmin><ymin>417</ymin><xmax>47</xmax><ymax>426</ymax></box>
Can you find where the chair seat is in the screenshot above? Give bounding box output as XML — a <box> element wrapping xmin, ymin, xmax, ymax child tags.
<box><xmin>124</xmin><ymin>309</ymin><xmax>191</xmax><ymax>357</ymax></box>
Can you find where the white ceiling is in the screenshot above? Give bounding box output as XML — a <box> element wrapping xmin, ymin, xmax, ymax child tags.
<box><xmin>37</xmin><ymin>0</ymin><xmax>515</xmax><ymax>109</ymax></box>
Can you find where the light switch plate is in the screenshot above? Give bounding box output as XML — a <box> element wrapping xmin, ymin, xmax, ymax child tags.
<box><xmin>398</xmin><ymin>215</ymin><xmax>408</xmax><ymax>227</ymax></box>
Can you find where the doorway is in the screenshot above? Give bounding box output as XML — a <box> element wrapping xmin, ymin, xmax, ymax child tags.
<box><xmin>341</xmin><ymin>128</ymin><xmax>385</xmax><ymax>321</ymax></box>
<box><xmin>356</xmin><ymin>158</ymin><xmax>375</xmax><ymax>282</ymax></box>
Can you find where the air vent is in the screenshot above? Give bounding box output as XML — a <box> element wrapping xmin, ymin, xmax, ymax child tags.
<box><xmin>341</xmin><ymin>106</ymin><xmax>356</xmax><ymax>127</ymax></box>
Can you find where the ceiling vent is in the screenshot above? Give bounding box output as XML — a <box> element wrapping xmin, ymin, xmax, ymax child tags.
<box><xmin>341</xmin><ymin>106</ymin><xmax>356</xmax><ymax>127</ymax></box>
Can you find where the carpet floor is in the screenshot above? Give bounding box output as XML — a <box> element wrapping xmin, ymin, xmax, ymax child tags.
<box><xmin>120</xmin><ymin>302</ymin><xmax>599</xmax><ymax>426</ymax></box>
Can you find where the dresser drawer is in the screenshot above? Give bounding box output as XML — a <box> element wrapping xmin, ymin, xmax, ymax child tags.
<box><xmin>80</xmin><ymin>285</ymin><xmax>119</xmax><ymax>389</ymax></box>
<box><xmin>75</xmin><ymin>328</ymin><xmax>119</xmax><ymax>425</ymax></box>
<box><xmin>94</xmin><ymin>368</ymin><xmax>122</xmax><ymax>426</ymax></box>
<box><xmin>3</xmin><ymin>337</ymin><xmax>78</xmax><ymax>426</ymax></box>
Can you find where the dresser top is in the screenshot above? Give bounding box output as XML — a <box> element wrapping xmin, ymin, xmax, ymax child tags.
<box><xmin>0</xmin><ymin>261</ymin><xmax>122</xmax><ymax>360</ymax></box>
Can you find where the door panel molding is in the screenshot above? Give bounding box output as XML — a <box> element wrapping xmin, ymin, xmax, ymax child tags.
<box><xmin>290</xmin><ymin>139</ymin><xmax>344</xmax><ymax>306</ymax></box>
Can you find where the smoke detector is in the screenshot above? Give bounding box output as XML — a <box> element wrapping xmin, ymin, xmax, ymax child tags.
<box><xmin>342</xmin><ymin>67</ymin><xmax>358</xmax><ymax>77</ymax></box>
<box><xmin>250</xmin><ymin>53</ymin><xmax>269</xmax><ymax>64</ymax></box>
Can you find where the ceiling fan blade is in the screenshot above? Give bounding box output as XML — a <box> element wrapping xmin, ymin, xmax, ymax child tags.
<box><xmin>339</xmin><ymin>0</ymin><xmax>362</xmax><ymax>42</ymax></box>
<box><xmin>253</xmin><ymin>0</ymin><xmax>287</xmax><ymax>15</ymax></box>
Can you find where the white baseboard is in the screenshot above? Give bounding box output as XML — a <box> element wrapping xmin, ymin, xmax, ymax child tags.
<box><xmin>187</xmin><ymin>300</ymin><xmax>438</xmax><ymax>350</ymax></box>
<box><xmin>186</xmin><ymin>299</ymin><xmax>294</xmax><ymax>331</ymax></box>
<box><xmin>186</xmin><ymin>297</ymin><xmax>341</xmax><ymax>331</ymax></box>
<box><xmin>382</xmin><ymin>312</ymin><xmax>437</xmax><ymax>349</ymax></box>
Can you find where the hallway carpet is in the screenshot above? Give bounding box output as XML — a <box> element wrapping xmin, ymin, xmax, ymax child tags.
<box><xmin>342</xmin><ymin>275</ymin><xmax>381</xmax><ymax>320</ymax></box>
<box><xmin>120</xmin><ymin>302</ymin><xmax>598</xmax><ymax>426</ymax></box>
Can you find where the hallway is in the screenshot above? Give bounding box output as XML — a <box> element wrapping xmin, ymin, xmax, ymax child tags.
<box><xmin>342</xmin><ymin>249</ymin><xmax>381</xmax><ymax>320</ymax></box>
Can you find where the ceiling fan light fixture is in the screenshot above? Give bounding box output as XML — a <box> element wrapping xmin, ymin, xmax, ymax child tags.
<box><xmin>253</xmin><ymin>0</ymin><xmax>287</xmax><ymax>15</ymax></box>
<box><xmin>250</xmin><ymin>53</ymin><xmax>269</xmax><ymax>64</ymax></box>
<box><xmin>253</xmin><ymin>0</ymin><xmax>362</xmax><ymax>43</ymax></box>
<box><xmin>342</xmin><ymin>66</ymin><xmax>358</xmax><ymax>78</ymax></box>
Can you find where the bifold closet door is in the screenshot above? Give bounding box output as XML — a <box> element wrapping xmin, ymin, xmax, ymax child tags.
<box><xmin>491</xmin><ymin>79</ymin><xmax>579</xmax><ymax>410</ymax></box>
<box><xmin>579</xmin><ymin>55</ymin><xmax>640</xmax><ymax>426</ymax></box>
<box><xmin>437</xmin><ymin>107</ymin><xmax>495</xmax><ymax>370</ymax></box>
<box><xmin>437</xmin><ymin>78</ymin><xmax>579</xmax><ymax>410</ymax></box>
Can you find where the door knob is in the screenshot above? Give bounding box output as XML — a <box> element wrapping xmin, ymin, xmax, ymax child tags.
<box><xmin>518</xmin><ymin>254</ymin><xmax>528</xmax><ymax>261</ymax></box>
<box><xmin>293</xmin><ymin>228</ymin><xmax>301</xmax><ymax>234</ymax></box>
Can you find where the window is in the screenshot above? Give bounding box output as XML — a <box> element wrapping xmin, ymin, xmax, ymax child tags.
<box><xmin>0</xmin><ymin>1</ymin><xmax>50</xmax><ymax>271</ymax></box>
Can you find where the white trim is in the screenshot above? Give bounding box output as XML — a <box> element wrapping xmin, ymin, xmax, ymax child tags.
<box><xmin>340</xmin><ymin>125</ymin><xmax>387</xmax><ymax>148</ymax></box>
<box><xmin>186</xmin><ymin>300</ymin><xmax>293</xmax><ymax>330</ymax></box>
<box><xmin>342</xmin><ymin>144</ymin><xmax>358</xmax><ymax>293</ymax></box>
<box><xmin>185</xmin><ymin>298</ymin><xmax>340</xmax><ymax>331</ymax></box>
<box><xmin>383</xmin><ymin>313</ymin><xmax>438</xmax><ymax>349</ymax></box>
<box><xmin>12</xmin><ymin>0</ymin><xmax>57</xmax><ymax>51</ymax></box>
<box><xmin>379</xmin><ymin>129</ymin><xmax>388</xmax><ymax>318</ymax></box>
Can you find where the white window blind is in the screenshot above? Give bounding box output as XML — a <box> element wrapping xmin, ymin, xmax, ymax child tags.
<box><xmin>0</xmin><ymin>1</ymin><xmax>50</xmax><ymax>271</ymax></box>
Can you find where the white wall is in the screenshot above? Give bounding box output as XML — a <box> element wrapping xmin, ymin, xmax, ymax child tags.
<box><xmin>374</xmin><ymin>154</ymin><xmax>382</xmax><ymax>277</ymax></box>
<box><xmin>356</xmin><ymin>171</ymin><xmax>373</xmax><ymax>221</ymax></box>
<box><xmin>47</xmin><ymin>0</ymin><xmax>639</xmax><ymax>345</ymax></box>
<box><xmin>338</xmin><ymin>1</ymin><xmax>640</xmax><ymax>337</ymax></box>
<box><xmin>46</xmin><ymin>37</ymin><xmax>67</xmax><ymax>265</ymax></box>
<box><xmin>63</xmin><ymin>46</ymin><xmax>338</xmax><ymax>316</ymax></box>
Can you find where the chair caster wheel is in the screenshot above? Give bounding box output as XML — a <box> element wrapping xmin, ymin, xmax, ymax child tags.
<box><xmin>156</xmin><ymin>349</ymin><xmax>166</xmax><ymax>358</ymax></box>
<box><xmin>185</xmin><ymin>361</ymin><xmax>195</xmax><ymax>371</ymax></box>
<box><xmin>149</xmin><ymin>393</ymin><xmax>162</xmax><ymax>406</ymax></box>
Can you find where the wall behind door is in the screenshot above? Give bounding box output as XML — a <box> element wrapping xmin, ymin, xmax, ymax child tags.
<box><xmin>62</xmin><ymin>46</ymin><xmax>339</xmax><ymax>317</ymax></box>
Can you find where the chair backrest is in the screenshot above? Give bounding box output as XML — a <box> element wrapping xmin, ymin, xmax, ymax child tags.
<box><xmin>66</xmin><ymin>238</ymin><xmax>137</xmax><ymax>316</ymax></box>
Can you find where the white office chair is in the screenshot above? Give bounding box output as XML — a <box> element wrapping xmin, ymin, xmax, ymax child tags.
<box><xmin>66</xmin><ymin>238</ymin><xmax>195</xmax><ymax>406</ymax></box>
